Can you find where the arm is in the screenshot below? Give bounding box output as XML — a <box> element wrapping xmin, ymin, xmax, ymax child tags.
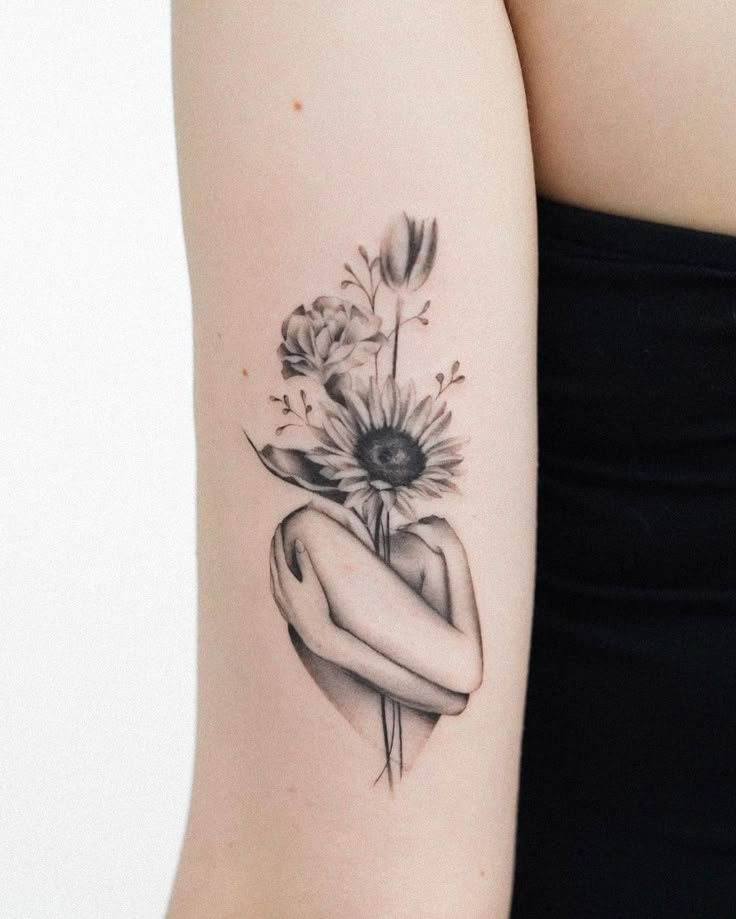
<box><xmin>280</xmin><ymin>505</ymin><xmax>483</xmax><ymax>694</ymax></box>
<box><xmin>404</xmin><ymin>515</ymin><xmax>483</xmax><ymax>648</ymax></box>
<box><xmin>170</xmin><ymin>3</ymin><xmax>537</xmax><ymax>918</ymax></box>
<box><xmin>270</xmin><ymin>520</ymin><xmax>469</xmax><ymax>715</ymax></box>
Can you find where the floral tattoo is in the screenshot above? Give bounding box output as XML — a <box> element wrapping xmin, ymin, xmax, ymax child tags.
<box><xmin>246</xmin><ymin>214</ymin><xmax>483</xmax><ymax>790</ymax></box>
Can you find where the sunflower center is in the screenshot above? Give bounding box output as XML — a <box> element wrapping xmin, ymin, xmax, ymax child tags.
<box><xmin>356</xmin><ymin>427</ymin><xmax>426</xmax><ymax>487</ymax></box>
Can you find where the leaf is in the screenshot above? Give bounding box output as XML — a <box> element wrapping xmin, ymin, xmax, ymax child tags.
<box><xmin>282</xmin><ymin>408</ymin><xmax>290</xmax><ymax>415</ymax></box>
<box><xmin>269</xmin><ymin>395</ymin><xmax>281</xmax><ymax>403</ymax></box>
<box><xmin>243</xmin><ymin>431</ymin><xmax>347</xmax><ymax>501</ymax></box>
<box><xmin>436</xmin><ymin>373</ymin><xmax>444</xmax><ymax>383</ymax></box>
<box><xmin>340</xmin><ymin>280</ymin><xmax>351</xmax><ymax>289</ymax></box>
<box><xmin>419</xmin><ymin>317</ymin><xmax>429</xmax><ymax>325</ymax></box>
<box><xmin>359</xmin><ymin>245</ymin><xmax>369</xmax><ymax>262</ymax></box>
<box><xmin>283</xmin><ymin>393</ymin><xmax>290</xmax><ymax>408</ymax></box>
<box><xmin>451</xmin><ymin>360</ymin><xmax>460</xmax><ymax>376</ymax></box>
<box><xmin>420</xmin><ymin>300</ymin><xmax>431</xmax><ymax>315</ymax></box>
<box><xmin>454</xmin><ymin>375</ymin><xmax>466</xmax><ymax>384</ymax></box>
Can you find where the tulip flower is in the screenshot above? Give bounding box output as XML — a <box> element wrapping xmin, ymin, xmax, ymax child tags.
<box><xmin>379</xmin><ymin>213</ymin><xmax>438</xmax><ymax>292</ymax></box>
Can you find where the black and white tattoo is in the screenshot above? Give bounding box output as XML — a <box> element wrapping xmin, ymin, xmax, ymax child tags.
<box><xmin>246</xmin><ymin>214</ymin><xmax>483</xmax><ymax>789</ymax></box>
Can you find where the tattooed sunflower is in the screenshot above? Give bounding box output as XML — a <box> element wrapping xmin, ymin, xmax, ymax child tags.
<box><xmin>307</xmin><ymin>377</ymin><xmax>464</xmax><ymax>522</ymax></box>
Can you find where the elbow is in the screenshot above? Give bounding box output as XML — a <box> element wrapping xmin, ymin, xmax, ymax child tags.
<box><xmin>434</xmin><ymin>651</ymin><xmax>484</xmax><ymax>714</ymax></box>
<box><xmin>441</xmin><ymin>692</ymin><xmax>469</xmax><ymax>716</ymax></box>
<box><xmin>448</xmin><ymin>652</ymin><xmax>483</xmax><ymax>696</ymax></box>
<box><xmin>465</xmin><ymin>659</ymin><xmax>484</xmax><ymax>694</ymax></box>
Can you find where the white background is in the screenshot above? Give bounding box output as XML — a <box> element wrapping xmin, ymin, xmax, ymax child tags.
<box><xmin>1</xmin><ymin>3</ymin><xmax>196</xmax><ymax>917</ymax></box>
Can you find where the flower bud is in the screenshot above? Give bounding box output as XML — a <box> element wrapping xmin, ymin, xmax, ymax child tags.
<box><xmin>379</xmin><ymin>213</ymin><xmax>438</xmax><ymax>292</ymax></box>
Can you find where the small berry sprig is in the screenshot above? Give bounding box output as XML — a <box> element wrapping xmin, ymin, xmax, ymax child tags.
<box><xmin>387</xmin><ymin>299</ymin><xmax>431</xmax><ymax>339</ymax></box>
<box><xmin>435</xmin><ymin>361</ymin><xmax>465</xmax><ymax>398</ymax></box>
<box><xmin>341</xmin><ymin>245</ymin><xmax>382</xmax><ymax>314</ymax></box>
<box><xmin>270</xmin><ymin>390</ymin><xmax>312</xmax><ymax>435</ymax></box>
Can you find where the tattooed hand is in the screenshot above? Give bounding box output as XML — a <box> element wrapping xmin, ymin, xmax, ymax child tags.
<box><xmin>270</xmin><ymin>524</ymin><xmax>331</xmax><ymax>653</ymax></box>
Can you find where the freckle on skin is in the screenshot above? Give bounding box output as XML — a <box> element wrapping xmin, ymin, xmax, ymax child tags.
<box><xmin>292</xmin><ymin>100</ymin><xmax>303</xmax><ymax>112</ymax></box>
<box><xmin>242</xmin><ymin>368</ymin><xmax>249</xmax><ymax>376</ymax></box>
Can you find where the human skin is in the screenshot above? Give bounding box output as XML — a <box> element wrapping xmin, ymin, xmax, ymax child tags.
<box><xmin>275</xmin><ymin>506</ymin><xmax>483</xmax><ymax>695</ymax></box>
<box><xmin>169</xmin><ymin>2</ymin><xmax>735</xmax><ymax>917</ymax></box>
<box><xmin>271</xmin><ymin>504</ymin><xmax>483</xmax><ymax>766</ymax></box>
<box><xmin>169</xmin><ymin>2</ymin><xmax>537</xmax><ymax>917</ymax></box>
<box><xmin>271</xmin><ymin>506</ymin><xmax>473</xmax><ymax>716</ymax></box>
<box><xmin>506</xmin><ymin>0</ymin><xmax>736</xmax><ymax>236</ymax></box>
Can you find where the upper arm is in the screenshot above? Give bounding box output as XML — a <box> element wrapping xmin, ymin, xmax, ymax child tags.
<box><xmin>170</xmin><ymin>3</ymin><xmax>537</xmax><ymax>917</ymax></box>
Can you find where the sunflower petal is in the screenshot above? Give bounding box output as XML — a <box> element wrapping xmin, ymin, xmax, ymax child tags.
<box><xmin>367</xmin><ymin>376</ymin><xmax>384</xmax><ymax>427</ymax></box>
<box><xmin>424</xmin><ymin>435</ymin><xmax>466</xmax><ymax>454</ymax></box>
<box><xmin>418</xmin><ymin>407</ymin><xmax>452</xmax><ymax>446</ymax></box>
<box><xmin>344</xmin><ymin>487</ymin><xmax>373</xmax><ymax>511</ymax></box>
<box><xmin>321</xmin><ymin>412</ymin><xmax>357</xmax><ymax>453</ymax></box>
<box><xmin>393</xmin><ymin>491</ymin><xmax>417</xmax><ymax>519</ymax></box>
<box><xmin>369</xmin><ymin>479</ymin><xmax>394</xmax><ymax>491</ymax></box>
<box><xmin>395</xmin><ymin>379</ymin><xmax>415</xmax><ymax>428</ymax></box>
<box><xmin>429</xmin><ymin>452</ymin><xmax>464</xmax><ymax>465</ymax></box>
<box><xmin>405</xmin><ymin>395</ymin><xmax>434</xmax><ymax>439</ymax></box>
<box><xmin>343</xmin><ymin>389</ymin><xmax>372</xmax><ymax>432</ymax></box>
<box><xmin>330</xmin><ymin>476</ymin><xmax>372</xmax><ymax>492</ymax></box>
<box><xmin>381</xmin><ymin>376</ymin><xmax>397</xmax><ymax>425</ymax></box>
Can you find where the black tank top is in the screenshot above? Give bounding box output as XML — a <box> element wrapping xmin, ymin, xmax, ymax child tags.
<box><xmin>512</xmin><ymin>198</ymin><xmax>736</xmax><ymax>918</ymax></box>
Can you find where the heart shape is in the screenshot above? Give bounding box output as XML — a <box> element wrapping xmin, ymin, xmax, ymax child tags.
<box><xmin>288</xmin><ymin>530</ymin><xmax>451</xmax><ymax>772</ymax></box>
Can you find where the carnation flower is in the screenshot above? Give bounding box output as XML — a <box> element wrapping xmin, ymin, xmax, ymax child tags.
<box><xmin>307</xmin><ymin>376</ymin><xmax>463</xmax><ymax>523</ymax></box>
<box><xmin>278</xmin><ymin>297</ymin><xmax>384</xmax><ymax>384</ymax></box>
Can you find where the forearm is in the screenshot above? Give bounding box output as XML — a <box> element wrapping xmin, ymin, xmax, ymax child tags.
<box><xmin>277</xmin><ymin>516</ymin><xmax>468</xmax><ymax>712</ymax></box>
<box><xmin>283</xmin><ymin>506</ymin><xmax>481</xmax><ymax>693</ymax></box>
<box><xmin>170</xmin><ymin>2</ymin><xmax>537</xmax><ymax>917</ymax></box>
<box><xmin>293</xmin><ymin>620</ymin><xmax>468</xmax><ymax>715</ymax></box>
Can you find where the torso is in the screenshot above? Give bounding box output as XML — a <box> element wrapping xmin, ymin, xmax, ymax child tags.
<box><xmin>506</xmin><ymin>1</ymin><xmax>736</xmax><ymax>235</ymax></box>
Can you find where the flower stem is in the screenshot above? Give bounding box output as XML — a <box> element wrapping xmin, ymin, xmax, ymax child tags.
<box><xmin>392</xmin><ymin>295</ymin><xmax>403</xmax><ymax>379</ymax></box>
<box><xmin>379</xmin><ymin>695</ymin><xmax>394</xmax><ymax>791</ymax></box>
<box><xmin>397</xmin><ymin>700</ymin><xmax>404</xmax><ymax>777</ymax></box>
<box><xmin>371</xmin><ymin>509</ymin><xmax>394</xmax><ymax>788</ymax></box>
<box><xmin>382</xmin><ymin>506</ymin><xmax>403</xmax><ymax>783</ymax></box>
<box><xmin>384</xmin><ymin>510</ymin><xmax>391</xmax><ymax>565</ymax></box>
<box><xmin>372</xmin><ymin>513</ymin><xmax>382</xmax><ymax>554</ymax></box>
<box><xmin>372</xmin><ymin>505</ymin><xmax>404</xmax><ymax>788</ymax></box>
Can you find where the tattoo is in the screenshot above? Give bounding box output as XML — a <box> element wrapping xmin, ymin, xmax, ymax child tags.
<box><xmin>246</xmin><ymin>214</ymin><xmax>483</xmax><ymax>789</ymax></box>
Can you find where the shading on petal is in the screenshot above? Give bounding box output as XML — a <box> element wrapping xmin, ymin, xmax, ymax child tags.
<box><xmin>303</xmin><ymin>377</ymin><xmax>463</xmax><ymax>521</ymax></box>
<box><xmin>278</xmin><ymin>299</ymin><xmax>384</xmax><ymax>384</ymax></box>
<box><xmin>244</xmin><ymin>432</ymin><xmax>346</xmax><ymax>501</ymax></box>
